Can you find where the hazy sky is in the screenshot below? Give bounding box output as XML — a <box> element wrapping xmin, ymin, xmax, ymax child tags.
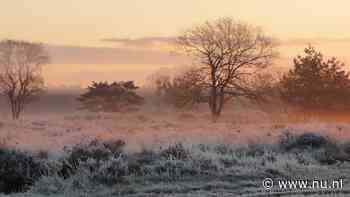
<box><xmin>2</xmin><ymin>0</ymin><xmax>350</xmax><ymax>46</ymax></box>
<box><xmin>2</xmin><ymin>0</ymin><xmax>350</xmax><ymax>87</ymax></box>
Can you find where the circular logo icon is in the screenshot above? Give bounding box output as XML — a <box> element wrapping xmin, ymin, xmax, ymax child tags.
<box><xmin>263</xmin><ymin>178</ymin><xmax>274</xmax><ymax>190</ymax></box>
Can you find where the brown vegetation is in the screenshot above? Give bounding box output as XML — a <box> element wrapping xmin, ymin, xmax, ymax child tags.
<box><xmin>0</xmin><ymin>40</ymin><xmax>49</xmax><ymax>119</ymax></box>
<box><xmin>77</xmin><ymin>81</ymin><xmax>144</xmax><ymax>112</ymax></box>
<box><xmin>151</xmin><ymin>67</ymin><xmax>207</xmax><ymax>109</ymax></box>
<box><xmin>177</xmin><ymin>18</ymin><xmax>278</xmax><ymax>120</ymax></box>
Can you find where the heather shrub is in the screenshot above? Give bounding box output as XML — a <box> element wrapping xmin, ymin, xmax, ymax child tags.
<box><xmin>66</xmin><ymin>139</ymin><xmax>125</xmax><ymax>164</ymax></box>
<box><xmin>151</xmin><ymin>159</ymin><xmax>199</xmax><ymax>181</ymax></box>
<box><xmin>59</xmin><ymin>139</ymin><xmax>125</xmax><ymax>178</ymax></box>
<box><xmin>278</xmin><ymin>131</ymin><xmax>341</xmax><ymax>165</ymax></box>
<box><xmin>132</xmin><ymin>149</ymin><xmax>158</xmax><ymax>165</ymax></box>
<box><xmin>3</xmin><ymin>137</ymin><xmax>350</xmax><ymax>196</ymax></box>
<box><xmin>150</xmin><ymin>67</ymin><xmax>207</xmax><ymax>109</ymax></box>
<box><xmin>160</xmin><ymin>143</ymin><xmax>190</xmax><ymax>160</ymax></box>
<box><xmin>278</xmin><ymin>131</ymin><xmax>332</xmax><ymax>150</ymax></box>
<box><xmin>278</xmin><ymin>131</ymin><xmax>299</xmax><ymax>151</ymax></box>
<box><xmin>81</xmin><ymin>157</ymin><xmax>129</xmax><ymax>186</ymax></box>
<box><xmin>0</xmin><ymin>148</ymin><xmax>48</xmax><ymax>194</ymax></box>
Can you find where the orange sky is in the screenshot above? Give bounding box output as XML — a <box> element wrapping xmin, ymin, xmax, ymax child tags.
<box><xmin>2</xmin><ymin>0</ymin><xmax>350</xmax><ymax>46</ymax></box>
<box><xmin>2</xmin><ymin>0</ymin><xmax>350</xmax><ymax>87</ymax></box>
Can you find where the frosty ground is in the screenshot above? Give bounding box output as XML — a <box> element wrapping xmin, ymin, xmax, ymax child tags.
<box><xmin>2</xmin><ymin>107</ymin><xmax>350</xmax><ymax>153</ymax></box>
<box><xmin>1</xmin><ymin>92</ymin><xmax>350</xmax><ymax>196</ymax></box>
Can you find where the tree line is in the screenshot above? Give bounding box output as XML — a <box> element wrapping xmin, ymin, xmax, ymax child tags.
<box><xmin>1</xmin><ymin>18</ymin><xmax>350</xmax><ymax>120</ymax></box>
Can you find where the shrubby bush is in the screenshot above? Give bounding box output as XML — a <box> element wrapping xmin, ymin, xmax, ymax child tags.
<box><xmin>0</xmin><ymin>148</ymin><xmax>48</xmax><ymax>194</ymax></box>
<box><xmin>150</xmin><ymin>67</ymin><xmax>207</xmax><ymax>109</ymax></box>
<box><xmin>3</xmin><ymin>134</ymin><xmax>350</xmax><ymax>196</ymax></box>
<box><xmin>77</xmin><ymin>81</ymin><xmax>144</xmax><ymax>112</ymax></box>
<box><xmin>66</xmin><ymin>139</ymin><xmax>125</xmax><ymax>163</ymax></box>
<box><xmin>152</xmin><ymin>159</ymin><xmax>199</xmax><ymax>180</ymax></box>
<box><xmin>79</xmin><ymin>157</ymin><xmax>129</xmax><ymax>186</ymax></box>
<box><xmin>60</xmin><ymin>139</ymin><xmax>125</xmax><ymax>178</ymax></box>
<box><xmin>278</xmin><ymin>131</ymin><xmax>343</xmax><ymax>165</ymax></box>
<box><xmin>278</xmin><ymin>131</ymin><xmax>335</xmax><ymax>151</ymax></box>
<box><xmin>160</xmin><ymin>143</ymin><xmax>190</xmax><ymax>160</ymax></box>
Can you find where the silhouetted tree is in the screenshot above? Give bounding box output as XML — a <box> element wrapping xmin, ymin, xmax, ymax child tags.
<box><xmin>177</xmin><ymin>18</ymin><xmax>277</xmax><ymax>120</ymax></box>
<box><xmin>77</xmin><ymin>81</ymin><xmax>144</xmax><ymax>112</ymax></box>
<box><xmin>153</xmin><ymin>67</ymin><xmax>207</xmax><ymax>109</ymax></box>
<box><xmin>279</xmin><ymin>45</ymin><xmax>350</xmax><ymax>110</ymax></box>
<box><xmin>0</xmin><ymin>40</ymin><xmax>49</xmax><ymax>119</ymax></box>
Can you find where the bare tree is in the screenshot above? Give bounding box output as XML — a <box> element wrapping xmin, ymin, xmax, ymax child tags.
<box><xmin>177</xmin><ymin>18</ymin><xmax>277</xmax><ymax>120</ymax></box>
<box><xmin>0</xmin><ymin>40</ymin><xmax>49</xmax><ymax>119</ymax></box>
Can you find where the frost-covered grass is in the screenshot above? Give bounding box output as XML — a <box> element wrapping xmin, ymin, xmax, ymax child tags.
<box><xmin>1</xmin><ymin>132</ymin><xmax>350</xmax><ymax>197</ymax></box>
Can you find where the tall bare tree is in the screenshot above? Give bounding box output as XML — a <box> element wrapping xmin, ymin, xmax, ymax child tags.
<box><xmin>0</xmin><ymin>40</ymin><xmax>49</xmax><ymax>119</ymax></box>
<box><xmin>177</xmin><ymin>18</ymin><xmax>277</xmax><ymax>120</ymax></box>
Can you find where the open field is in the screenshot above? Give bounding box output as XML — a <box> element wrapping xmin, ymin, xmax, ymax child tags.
<box><xmin>5</xmin><ymin>1</ymin><xmax>350</xmax><ymax>195</ymax></box>
<box><xmin>0</xmin><ymin>92</ymin><xmax>350</xmax><ymax>196</ymax></box>
<box><xmin>1</xmin><ymin>128</ymin><xmax>350</xmax><ymax>197</ymax></box>
<box><xmin>2</xmin><ymin>99</ymin><xmax>350</xmax><ymax>153</ymax></box>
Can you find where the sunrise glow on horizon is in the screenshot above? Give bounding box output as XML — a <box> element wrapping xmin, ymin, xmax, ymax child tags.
<box><xmin>2</xmin><ymin>0</ymin><xmax>350</xmax><ymax>46</ymax></box>
<box><xmin>2</xmin><ymin>0</ymin><xmax>350</xmax><ymax>87</ymax></box>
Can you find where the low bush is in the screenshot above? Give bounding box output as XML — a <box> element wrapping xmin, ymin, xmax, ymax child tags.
<box><xmin>86</xmin><ymin>157</ymin><xmax>129</xmax><ymax>186</ymax></box>
<box><xmin>66</xmin><ymin>139</ymin><xmax>125</xmax><ymax>164</ymax></box>
<box><xmin>59</xmin><ymin>139</ymin><xmax>126</xmax><ymax>178</ymax></box>
<box><xmin>0</xmin><ymin>148</ymin><xmax>48</xmax><ymax>194</ymax></box>
<box><xmin>152</xmin><ymin>160</ymin><xmax>199</xmax><ymax>180</ymax></box>
<box><xmin>278</xmin><ymin>131</ymin><xmax>331</xmax><ymax>151</ymax></box>
<box><xmin>3</xmin><ymin>136</ymin><xmax>350</xmax><ymax>196</ymax></box>
<box><xmin>77</xmin><ymin>81</ymin><xmax>144</xmax><ymax>112</ymax></box>
<box><xmin>278</xmin><ymin>131</ymin><xmax>342</xmax><ymax>165</ymax></box>
<box><xmin>160</xmin><ymin>143</ymin><xmax>190</xmax><ymax>160</ymax></box>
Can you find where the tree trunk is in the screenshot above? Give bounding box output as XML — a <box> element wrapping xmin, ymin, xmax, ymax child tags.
<box><xmin>10</xmin><ymin>99</ymin><xmax>22</xmax><ymax>120</ymax></box>
<box><xmin>209</xmin><ymin>87</ymin><xmax>225</xmax><ymax>122</ymax></box>
<box><xmin>209</xmin><ymin>86</ymin><xmax>217</xmax><ymax>114</ymax></box>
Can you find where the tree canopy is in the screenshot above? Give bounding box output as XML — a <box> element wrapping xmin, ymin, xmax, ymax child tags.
<box><xmin>77</xmin><ymin>81</ymin><xmax>144</xmax><ymax>112</ymax></box>
<box><xmin>177</xmin><ymin>17</ymin><xmax>277</xmax><ymax>119</ymax></box>
<box><xmin>0</xmin><ymin>40</ymin><xmax>49</xmax><ymax>119</ymax></box>
<box><xmin>280</xmin><ymin>45</ymin><xmax>350</xmax><ymax>110</ymax></box>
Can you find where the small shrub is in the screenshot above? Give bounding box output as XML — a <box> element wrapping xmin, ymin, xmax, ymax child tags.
<box><xmin>340</xmin><ymin>142</ymin><xmax>350</xmax><ymax>155</ymax></box>
<box><xmin>30</xmin><ymin>176</ymin><xmax>66</xmax><ymax>195</ymax></box>
<box><xmin>278</xmin><ymin>131</ymin><xmax>342</xmax><ymax>165</ymax></box>
<box><xmin>77</xmin><ymin>81</ymin><xmax>144</xmax><ymax>112</ymax></box>
<box><xmin>37</xmin><ymin>150</ymin><xmax>49</xmax><ymax>159</ymax></box>
<box><xmin>313</xmin><ymin>148</ymin><xmax>338</xmax><ymax>165</ymax></box>
<box><xmin>295</xmin><ymin>133</ymin><xmax>328</xmax><ymax>148</ymax></box>
<box><xmin>90</xmin><ymin>157</ymin><xmax>129</xmax><ymax>185</ymax></box>
<box><xmin>133</xmin><ymin>149</ymin><xmax>158</xmax><ymax>165</ymax></box>
<box><xmin>126</xmin><ymin>159</ymin><xmax>143</xmax><ymax>175</ymax></box>
<box><xmin>60</xmin><ymin>139</ymin><xmax>126</xmax><ymax>178</ymax></box>
<box><xmin>278</xmin><ymin>131</ymin><xmax>299</xmax><ymax>151</ymax></box>
<box><xmin>160</xmin><ymin>143</ymin><xmax>190</xmax><ymax>160</ymax></box>
<box><xmin>0</xmin><ymin>149</ymin><xmax>48</xmax><ymax>194</ymax></box>
<box><xmin>103</xmin><ymin>140</ymin><xmax>126</xmax><ymax>154</ymax></box>
<box><xmin>234</xmin><ymin>144</ymin><xmax>274</xmax><ymax>158</ymax></box>
<box><xmin>153</xmin><ymin>160</ymin><xmax>198</xmax><ymax>180</ymax></box>
<box><xmin>66</xmin><ymin>139</ymin><xmax>125</xmax><ymax>164</ymax></box>
<box><xmin>214</xmin><ymin>144</ymin><xmax>234</xmax><ymax>155</ymax></box>
<box><xmin>151</xmin><ymin>67</ymin><xmax>207</xmax><ymax>109</ymax></box>
<box><xmin>278</xmin><ymin>131</ymin><xmax>330</xmax><ymax>150</ymax></box>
